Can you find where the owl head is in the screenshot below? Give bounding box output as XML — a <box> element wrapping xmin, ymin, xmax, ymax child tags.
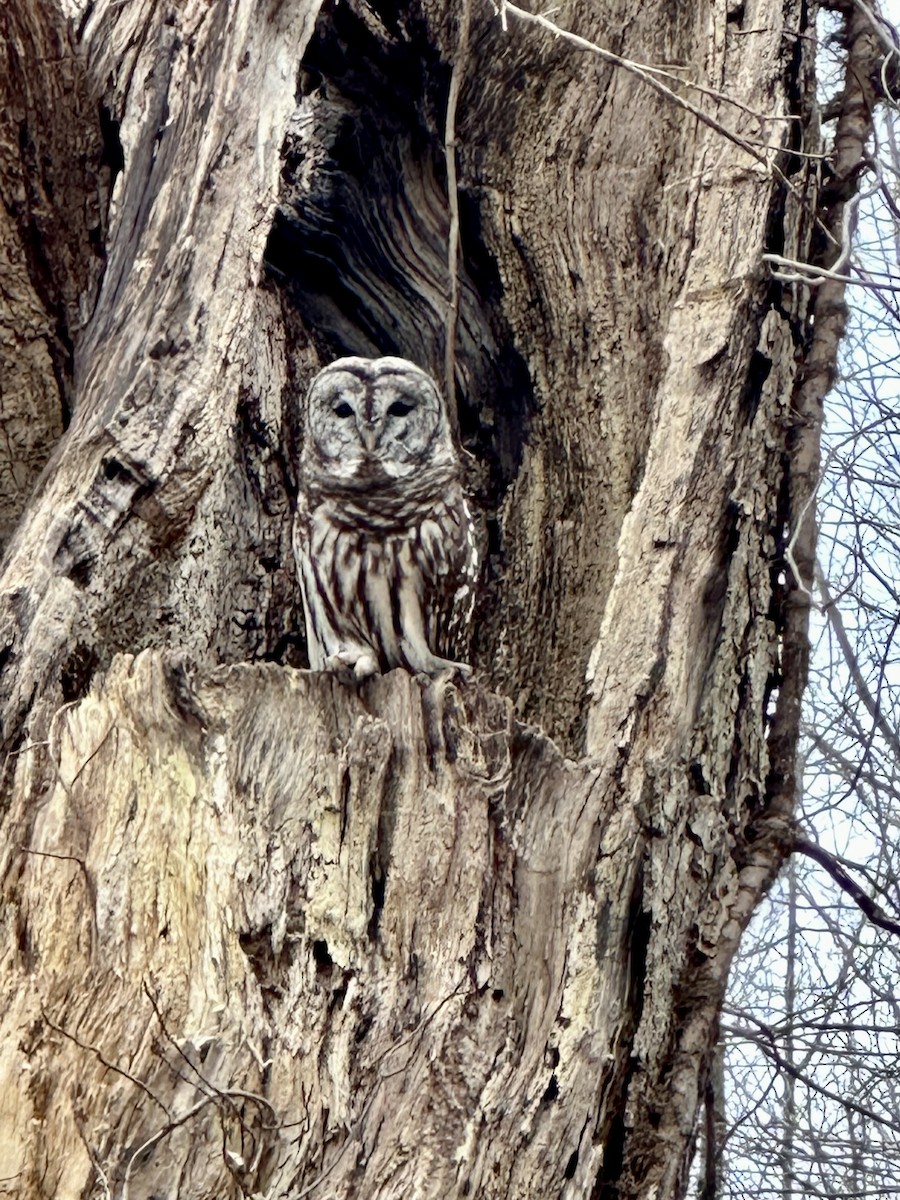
<box><xmin>302</xmin><ymin>356</ymin><xmax>457</xmax><ymax>484</ymax></box>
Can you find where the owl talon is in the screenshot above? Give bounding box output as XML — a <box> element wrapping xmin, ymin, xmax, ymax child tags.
<box><xmin>353</xmin><ymin>653</ymin><xmax>379</xmax><ymax>680</ymax></box>
<box><xmin>324</xmin><ymin>650</ymin><xmax>379</xmax><ymax>683</ymax></box>
<box><xmin>425</xmin><ymin>659</ymin><xmax>473</xmax><ymax>682</ymax></box>
<box><xmin>437</xmin><ymin>661</ymin><xmax>472</xmax><ymax>681</ymax></box>
<box><xmin>397</xmin><ymin>637</ymin><xmax>471</xmax><ymax>680</ymax></box>
<box><xmin>423</xmin><ymin>665</ymin><xmax>473</xmax><ymax>690</ymax></box>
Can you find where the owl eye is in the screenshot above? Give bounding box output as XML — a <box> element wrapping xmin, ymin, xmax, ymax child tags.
<box><xmin>387</xmin><ymin>399</ymin><xmax>414</xmax><ymax>417</ymax></box>
<box><xmin>334</xmin><ymin>402</ymin><xmax>354</xmax><ymax>418</ymax></box>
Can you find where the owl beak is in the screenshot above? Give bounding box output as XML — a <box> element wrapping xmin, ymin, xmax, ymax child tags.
<box><xmin>360</xmin><ymin>425</ymin><xmax>379</xmax><ymax>454</ymax></box>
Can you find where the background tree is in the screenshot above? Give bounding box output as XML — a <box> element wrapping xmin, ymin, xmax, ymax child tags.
<box><xmin>0</xmin><ymin>1</ymin><xmax>880</xmax><ymax>1197</ymax></box>
<box><xmin>721</xmin><ymin>20</ymin><xmax>900</xmax><ymax>1189</ymax></box>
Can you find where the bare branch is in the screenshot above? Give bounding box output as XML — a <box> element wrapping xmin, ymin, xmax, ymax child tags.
<box><xmin>724</xmin><ymin>1012</ymin><xmax>900</xmax><ymax>1134</ymax></box>
<box><xmin>816</xmin><ymin>564</ymin><xmax>900</xmax><ymax>763</ymax></box>
<box><xmin>42</xmin><ymin>1009</ymin><xmax>170</xmax><ymax>1119</ymax></box>
<box><xmin>794</xmin><ymin>833</ymin><xmax>900</xmax><ymax>939</ymax></box>
<box><xmin>443</xmin><ymin>0</ymin><xmax>472</xmax><ymax>438</ymax></box>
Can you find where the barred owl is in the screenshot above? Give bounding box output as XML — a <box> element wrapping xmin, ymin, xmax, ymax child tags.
<box><xmin>292</xmin><ymin>356</ymin><xmax>478</xmax><ymax>680</ymax></box>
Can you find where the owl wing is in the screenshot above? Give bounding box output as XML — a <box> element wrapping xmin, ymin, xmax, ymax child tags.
<box><xmin>414</xmin><ymin>489</ymin><xmax>478</xmax><ymax>664</ymax></box>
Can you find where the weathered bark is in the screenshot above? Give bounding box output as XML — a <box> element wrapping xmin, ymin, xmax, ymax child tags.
<box><xmin>0</xmin><ymin>5</ymin><xmax>111</xmax><ymax>546</ymax></box>
<box><xmin>0</xmin><ymin>0</ymin><xmax>868</xmax><ymax>1195</ymax></box>
<box><xmin>1</xmin><ymin>655</ymin><xmax>615</xmax><ymax>1197</ymax></box>
<box><xmin>0</xmin><ymin>0</ymin><xmax>815</xmax><ymax>756</ymax></box>
<box><xmin>0</xmin><ymin>643</ymin><xmax>794</xmax><ymax>1198</ymax></box>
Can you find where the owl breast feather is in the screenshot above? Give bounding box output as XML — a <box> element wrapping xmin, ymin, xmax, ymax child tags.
<box><xmin>294</xmin><ymin>470</ymin><xmax>477</xmax><ymax>675</ymax></box>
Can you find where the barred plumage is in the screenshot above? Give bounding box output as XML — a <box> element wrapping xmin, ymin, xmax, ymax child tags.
<box><xmin>293</xmin><ymin>357</ymin><xmax>477</xmax><ymax>680</ymax></box>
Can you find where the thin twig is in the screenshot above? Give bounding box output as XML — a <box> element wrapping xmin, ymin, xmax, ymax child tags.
<box><xmin>764</xmin><ymin>173</ymin><xmax>884</xmax><ymax>286</ymax></box>
<box><xmin>851</xmin><ymin>0</ymin><xmax>900</xmax><ymax>60</ymax></box>
<box><xmin>42</xmin><ymin>1009</ymin><xmax>170</xmax><ymax>1119</ymax></box>
<box><xmin>495</xmin><ymin>0</ymin><xmax>847</xmax><ymax>259</ymax></box>
<box><xmin>784</xmin><ymin>482</ymin><xmax>820</xmax><ymax>598</ymax></box>
<box><xmin>142</xmin><ymin>980</ymin><xmax>279</xmax><ymax>1127</ymax></box>
<box><xmin>498</xmin><ymin>1</ymin><xmax>774</xmax><ymax>170</ymax></box>
<box><xmin>288</xmin><ymin>980</ymin><xmax>469</xmax><ymax>1199</ymax></box>
<box><xmin>496</xmin><ymin>2</ymin><xmax>801</xmax><ymax>124</ymax></box>
<box><xmin>444</xmin><ymin>0</ymin><xmax>472</xmax><ymax>439</ymax></box>
<box><xmin>122</xmin><ymin>1097</ymin><xmax>215</xmax><ymax>1200</ymax></box>
<box><xmin>816</xmin><ymin>566</ymin><xmax>900</xmax><ymax>764</ymax></box>
<box><xmin>794</xmin><ymin>833</ymin><xmax>900</xmax><ymax>939</ymax></box>
<box><xmin>723</xmin><ymin>1011</ymin><xmax>900</xmax><ymax>1134</ymax></box>
<box><xmin>121</xmin><ymin>1084</ymin><xmax>280</xmax><ymax>1200</ymax></box>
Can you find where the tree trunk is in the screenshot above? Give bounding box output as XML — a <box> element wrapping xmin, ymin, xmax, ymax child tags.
<box><xmin>0</xmin><ymin>0</ymin><xmax>851</xmax><ymax>1195</ymax></box>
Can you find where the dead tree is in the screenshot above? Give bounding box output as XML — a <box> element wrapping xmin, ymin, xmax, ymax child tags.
<box><xmin>0</xmin><ymin>0</ymin><xmax>880</xmax><ymax>1196</ymax></box>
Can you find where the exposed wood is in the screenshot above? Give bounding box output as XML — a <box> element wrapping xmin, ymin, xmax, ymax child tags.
<box><xmin>0</xmin><ymin>632</ymin><xmax>801</xmax><ymax>1198</ymax></box>
<box><xmin>0</xmin><ymin>654</ymin><xmax>628</xmax><ymax>1198</ymax></box>
<box><xmin>0</xmin><ymin>0</ymin><xmax>817</xmax><ymax>755</ymax></box>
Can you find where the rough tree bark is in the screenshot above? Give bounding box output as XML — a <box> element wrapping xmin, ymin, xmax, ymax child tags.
<box><xmin>0</xmin><ymin>0</ymin><xmax>871</xmax><ymax>1196</ymax></box>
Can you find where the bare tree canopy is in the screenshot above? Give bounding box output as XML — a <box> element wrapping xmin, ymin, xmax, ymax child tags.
<box><xmin>722</xmin><ymin>10</ymin><xmax>900</xmax><ymax>1186</ymax></box>
<box><xmin>0</xmin><ymin>0</ymin><xmax>883</xmax><ymax>1197</ymax></box>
